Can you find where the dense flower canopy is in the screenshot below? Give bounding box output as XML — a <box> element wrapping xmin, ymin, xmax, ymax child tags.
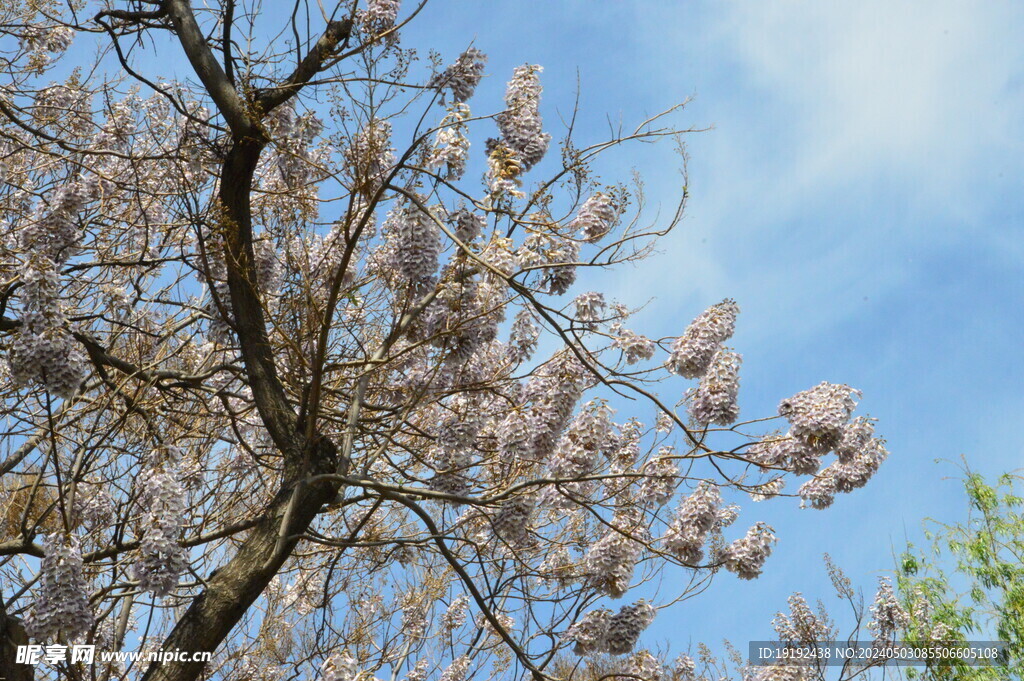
<box><xmin>0</xmin><ymin>2</ymin><xmax>890</xmax><ymax>681</ymax></box>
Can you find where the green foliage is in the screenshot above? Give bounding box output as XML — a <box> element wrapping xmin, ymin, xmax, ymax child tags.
<box><xmin>896</xmin><ymin>470</ymin><xmax>1024</xmax><ymax>680</ymax></box>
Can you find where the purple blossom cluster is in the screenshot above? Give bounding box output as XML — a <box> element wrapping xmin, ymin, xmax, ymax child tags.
<box><xmin>623</xmin><ymin>650</ymin><xmax>664</xmax><ymax>681</ymax></box>
<box><xmin>427</xmin><ymin>104</ymin><xmax>471</xmax><ymax>180</ymax></box>
<box><xmin>719</xmin><ymin>521</ymin><xmax>776</xmax><ymax>580</ymax></box>
<box><xmin>19</xmin><ymin>25</ymin><xmax>74</xmax><ymax>73</ymax></box>
<box><xmin>132</xmin><ymin>460</ymin><xmax>189</xmax><ymax>597</ymax></box>
<box><xmin>382</xmin><ymin>196</ymin><xmax>442</xmax><ymax>288</ymax></box>
<box><xmin>688</xmin><ymin>347</ymin><xmax>742</xmax><ymax>425</ymax></box>
<box><xmin>612</xmin><ymin>326</ymin><xmax>656</xmax><ymax>365</ymax></box>
<box><xmin>750</xmin><ymin>384</ymin><xmax>887</xmax><ymax>508</ymax></box>
<box><xmin>8</xmin><ymin>258</ymin><xmax>86</xmax><ymax>398</ymax></box>
<box><xmin>321</xmin><ymin>653</ymin><xmax>359</xmax><ymax>681</ymax></box>
<box><xmin>24</xmin><ymin>533</ymin><xmax>93</xmax><ymax>642</ymax></box>
<box><xmin>359</xmin><ymin>0</ymin><xmax>400</xmax><ymax>38</ymax></box>
<box><xmin>574</xmin><ymin>291</ymin><xmax>606</xmax><ymax>325</ymax></box>
<box><xmin>450</xmin><ymin>206</ymin><xmax>485</xmax><ymax>244</ymax></box>
<box><xmin>439</xmin><ymin>655</ymin><xmax>470</xmax><ymax>681</ymax></box>
<box><xmin>772</xmin><ymin>594</ymin><xmax>835</xmax><ymax>645</ymax></box>
<box><xmin>537</xmin><ymin>235</ymin><xmax>580</xmax><ymax>295</ymax></box>
<box><xmin>583</xmin><ymin>530</ymin><xmax>640</xmax><ymax>598</ymax></box>
<box><xmin>638</xmin><ymin>448</ymin><xmax>679</xmax><ymax>507</ymax></box>
<box><xmin>440</xmin><ymin>594</ymin><xmax>470</xmax><ymax>631</ymax></box>
<box><xmin>566</xmin><ymin>600</ymin><xmax>656</xmax><ymax>656</ymax></box>
<box><xmin>507</xmin><ymin>309</ymin><xmax>540</xmax><ymax>363</ymax></box>
<box><xmin>665</xmin><ymin>299</ymin><xmax>739</xmax><ymax>379</ymax></box>
<box><xmin>867</xmin><ymin>577</ymin><xmax>910</xmax><ymax>643</ymax></box>
<box><xmin>20</xmin><ymin>179</ymin><xmax>96</xmax><ymax>263</ymax></box>
<box><xmin>572</xmin><ymin>192</ymin><xmax>621</xmax><ymax>243</ymax></box>
<box><xmin>72</xmin><ymin>481</ymin><xmax>115</xmax><ymax>528</ymax></box>
<box><xmin>526</xmin><ymin>353</ymin><xmax>591</xmax><ymax>457</ymax></box>
<box><xmin>778</xmin><ymin>382</ymin><xmax>859</xmax><ymax>451</ymax></box>
<box><xmin>403</xmin><ymin>660</ymin><xmax>430</xmax><ymax>681</ymax></box>
<box><xmin>344</xmin><ymin>119</ymin><xmax>396</xmax><ymax>196</ymax></box>
<box><xmin>492</xmin><ymin>496</ymin><xmax>535</xmax><ymax>548</ymax></box>
<box><xmin>662</xmin><ymin>481</ymin><xmax>721</xmax><ymax>564</ymax></box>
<box><xmin>433</xmin><ymin>48</ymin><xmax>487</xmax><ymax>104</ymax></box>
<box><xmin>496</xmin><ymin>64</ymin><xmax>551</xmax><ymax>171</ymax></box>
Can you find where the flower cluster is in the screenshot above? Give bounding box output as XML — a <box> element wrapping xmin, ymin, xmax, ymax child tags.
<box><xmin>748</xmin><ymin>434</ymin><xmax>819</xmax><ymax>475</ymax></box>
<box><xmin>623</xmin><ymin>650</ymin><xmax>665</xmax><ymax>681</ymax></box>
<box><xmin>612</xmin><ymin>327</ymin><xmax>656</xmax><ymax>365</ymax></box>
<box><xmin>538</xmin><ymin>236</ymin><xmax>580</xmax><ymax>295</ymax></box>
<box><xmin>19</xmin><ymin>25</ymin><xmax>74</xmax><ymax>73</ymax></box>
<box><xmin>484</xmin><ymin>140</ymin><xmax>524</xmax><ymax>197</ymax></box>
<box><xmin>450</xmin><ymin>206</ymin><xmax>485</xmax><ymax>244</ymax></box>
<box><xmin>572</xmin><ymin>192</ymin><xmax>621</xmax><ymax>243</ymax></box>
<box><xmin>673</xmin><ymin>654</ymin><xmax>697</xmax><ymax>681</ymax></box>
<box><xmin>584</xmin><ymin>531</ymin><xmax>640</xmax><ymax>598</ymax></box>
<box><xmin>519</xmin><ymin>352</ymin><xmax>589</xmax><ymax>460</ymax></box>
<box><xmin>132</xmin><ymin>459</ymin><xmax>189</xmax><ymax>597</ymax></box>
<box><xmin>382</xmin><ymin>196</ymin><xmax>442</xmax><ymax>288</ymax></box>
<box><xmin>574</xmin><ymin>291</ymin><xmax>606</xmax><ymax>325</ymax></box>
<box><xmin>71</xmin><ymin>481</ymin><xmax>115</xmax><ymax>529</ymax></box>
<box><xmin>492</xmin><ymin>496</ymin><xmax>535</xmax><ymax>548</ymax></box>
<box><xmin>567</xmin><ymin>601</ymin><xmax>656</xmax><ymax>656</ymax></box>
<box><xmin>8</xmin><ymin>258</ymin><xmax>86</xmax><ymax>398</ymax></box>
<box><xmin>662</xmin><ymin>481</ymin><xmax>721</xmax><ymax>564</ymax></box>
<box><xmin>867</xmin><ymin>577</ymin><xmax>910</xmax><ymax>643</ymax></box>
<box><xmin>637</xmin><ymin>448</ymin><xmax>679</xmax><ymax>507</ymax></box>
<box><xmin>778</xmin><ymin>382</ymin><xmax>859</xmax><ymax>451</ymax></box>
<box><xmin>508</xmin><ymin>309</ymin><xmax>540</xmax><ymax>363</ymax></box>
<box><xmin>440</xmin><ymin>594</ymin><xmax>470</xmax><ymax>631</ymax></box>
<box><xmin>24</xmin><ymin>533</ymin><xmax>93</xmax><ymax>642</ymax></box>
<box><xmin>665</xmin><ymin>299</ymin><xmax>739</xmax><ymax>379</ymax></box>
<box><xmin>344</xmin><ymin>119</ymin><xmax>396</xmax><ymax>196</ymax></box>
<box><xmin>688</xmin><ymin>348</ymin><xmax>742</xmax><ymax>425</ymax></box>
<box><xmin>433</xmin><ymin>48</ymin><xmax>487</xmax><ymax>103</ymax></box>
<box><xmin>566</xmin><ymin>608</ymin><xmax>613</xmax><ymax>655</ymax></box>
<box><xmin>359</xmin><ymin>0</ymin><xmax>400</xmax><ymax>38</ymax></box>
<box><xmin>403</xmin><ymin>660</ymin><xmax>430</xmax><ymax>681</ymax></box>
<box><xmin>772</xmin><ymin>594</ymin><xmax>834</xmax><ymax>645</ymax></box>
<box><xmin>719</xmin><ymin>522</ymin><xmax>776</xmax><ymax>580</ymax></box>
<box><xmin>427</xmin><ymin>104</ymin><xmax>472</xmax><ymax>180</ymax></box>
<box><xmin>400</xmin><ymin>592</ymin><xmax>429</xmax><ymax>639</ymax></box>
<box><xmin>266</xmin><ymin>103</ymin><xmax>325</xmax><ymax>190</ymax></box>
<box><xmin>439</xmin><ymin>656</ymin><xmax>470</xmax><ymax>681</ymax></box>
<box><xmin>322</xmin><ymin>653</ymin><xmax>359</xmax><ymax>681</ymax></box>
<box><xmin>496</xmin><ymin>64</ymin><xmax>551</xmax><ymax>171</ymax></box>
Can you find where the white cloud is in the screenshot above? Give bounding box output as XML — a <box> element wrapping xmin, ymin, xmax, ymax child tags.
<box><xmin>622</xmin><ymin>0</ymin><xmax>1024</xmax><ymax>339</ymax></box>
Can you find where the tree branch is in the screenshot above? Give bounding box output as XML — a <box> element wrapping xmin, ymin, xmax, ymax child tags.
<box><xmin>162</xmin><ymin>0</ymin><xmax>255</xmax><ymax>136</ymax></box>
<box><xmin>254</xmin><ymin>18</ymin><xmax>353</xmax><ymax>114</ymax></box>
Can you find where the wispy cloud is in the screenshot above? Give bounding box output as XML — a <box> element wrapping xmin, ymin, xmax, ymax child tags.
<box><xmin>620</xmin><ymin>0</ymin><xmax>1024</xmax><ymax>340</ymax></box>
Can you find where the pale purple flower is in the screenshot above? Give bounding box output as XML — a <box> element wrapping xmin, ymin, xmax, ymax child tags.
<box><xmin>665</xmin><ymin>299</ymin><xmax>739</xmax><ymax>379</ymax></box>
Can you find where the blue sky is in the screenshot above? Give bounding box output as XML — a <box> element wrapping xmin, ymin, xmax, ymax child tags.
<box><xmin>399</xmin><ymin>0</ymin><xmax>1024</xmax><ymax>655</ymax></box>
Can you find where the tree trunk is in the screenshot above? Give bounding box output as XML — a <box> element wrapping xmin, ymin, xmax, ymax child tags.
<box><xmin>0</xmin><ymin>599</ymin><xmax>32</xmax><ymax>681</ymax></box>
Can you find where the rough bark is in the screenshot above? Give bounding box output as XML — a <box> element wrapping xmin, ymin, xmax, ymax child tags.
<box><xmin>0</xmin><ymin>599</ymin><xmax>32</xmax><ymax>681</ymax></box>
<box><xmin>139</xmin><ymin>438</ymin><xmax>341</xmax><ymax>681</ymax></box>
<box><xmin>133</xmin><ymin>4</ymin><xmax>357</xmax><ymax>678</ymax></box>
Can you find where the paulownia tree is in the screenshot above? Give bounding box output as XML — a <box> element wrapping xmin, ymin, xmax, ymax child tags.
<box><xmin>0</xmin><ymin>2</ymin><xmax>891</xmax><ymax>680</ymax></box>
